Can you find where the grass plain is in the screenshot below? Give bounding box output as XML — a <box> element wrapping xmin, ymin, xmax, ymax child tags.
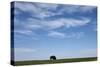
<box><xmin>12</xmin><ymin>57</ymin><xmax>97</xmax><ymax>66</ymax></box>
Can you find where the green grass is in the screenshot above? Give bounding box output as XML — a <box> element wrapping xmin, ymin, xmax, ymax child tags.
<box><xmin>12</xmin><ymin>57</ymin><xmax>97</xmax><ymax>66</ymax></box>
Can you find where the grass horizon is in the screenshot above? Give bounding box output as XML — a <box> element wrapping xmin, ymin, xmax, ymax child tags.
<box><xmin>11</xmin><ymin>57</ymin><xmax>97</xmax><ymax>66</ymax></box>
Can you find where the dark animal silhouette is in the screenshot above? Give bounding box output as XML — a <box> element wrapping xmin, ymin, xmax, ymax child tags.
<box><xmin>50</xmin><ymin>56</ymin><xmax>56</xmax><ymax>60</ymax></box>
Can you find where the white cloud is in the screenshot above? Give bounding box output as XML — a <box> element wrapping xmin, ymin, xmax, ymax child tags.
<box><xmin>35</xmin><ymin>3</ymin><xmax>59</xmax><ymax>18</ymax></box>
<box><xmin>23</xmin><ymin>17</ymin><xmax>90</xmax><ymax>30</ymax></box>
<box><xmin>22</xmin><ymin>18</ymin><xmax>43</xmax><ymax>29</ymax></box>
<box><xmin>14</xmin><ymin>30</ymin><xmax>32</xmax><ymax>35</ymax></box>
<box><xmin>14</xmin><ymin>2</ymin><xmax>96</xmax><ymax>20</ymax></box>
<box><xmin>27</xmin><ymin>24</ymin><xmax>42</xmax><ymax>29</ymax></box>
<box><xmin>36</xmin><ymin>3</ymin><xmax>58</xmax><ymax>10</ymax></box>
<box><xmin>60</xmin><ymin>5</ymin><xmax>96</xmax><ymax>14</ymax></box>
<box><xmin>42</xmin><ymin>18</ymin><xmax>90</xmax><ymax>29</ymax></box>
<box><xmin>15</xmin><ymin>2</ymin><xmax>37</xmax><ymax>13</ymax></box>
<box><xmin>18</xmin><ymin>17</ymin><xmax>91</xmax><ymax>31</ymax></box>
<box><xmin>15</xmin><ymin>48</ymin><xmax>36</xmax><ymax>53</ymax></box>
<box><xmin>14</xmin><ymin>2</ymin><xmax>92</xmax><ymax>31</ymax></box>
<box><xmin>47</xmin><ymin>31</ymin><xmax>84</xmax><ymax>39</ymax></box>
<box><xmin>14</xmin><ymin>2</ymin><xmax>93</xmax><ymax>38</ymax></box>
<box><xmin>64</xmin><ymin>18</ymin><xmax>90</xmax><ymax>28</ymax></box>
<box><xmin>43</xmin><ymin>19</ymin><xmax>65</xmax><ymax>29</ymax></box>
<box><xmin>48</xmin><ymin>31</ymin><xmax>66</xmax><ymax>38</ymax></box>
<box><xmin>14</xmin><ymin>15</ymin><xmax>89</xmax><ymax>38</ymax></box>
<box><xmin>14</xmin><ymin>2</ymin><xmax>59</xmax><ymax>19</ymax></box>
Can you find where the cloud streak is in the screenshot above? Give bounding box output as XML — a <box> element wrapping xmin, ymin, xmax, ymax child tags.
<box><xmin>43</xmin><ymin>18</ymin><xmax>90</xmax><ymax>29</ymax></box>
<box><xmin>14</xmin><ymin>2</ymin><xmax>96</xmax><ymax>19</ymax></box>
<box><xmin>47</xmin><ymin>31</ymin><xmax>84</xmax><ymax>39</ymax></box>
<box><xmin>48</xmin><ymin>31</ymin><xmax>66</xmax><ymax>38</ymax></box>
<box><xmin>59</xmin><ymin>5</ymin><xmax>96</xmax><ymax>14</ymax></box>
<box><xmin>17</xmin><ymin>17</ymin><xmax>91</xmax><ymax>30</ymax></box>
<box><xmin>13</xmin><ymin>2</ymin><xmax>95</xmax><ymax>39</ymax></box>
<box><xmin>14</xmin><ymin>30</ymin><xmax>33</xmax><ymax>35</ymax></box>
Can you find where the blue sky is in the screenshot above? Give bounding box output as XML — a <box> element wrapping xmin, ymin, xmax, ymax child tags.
<box><xmin>13</xmin><ymin>1</ymin><xmax>97</xmax><ymax>61</ymax></box>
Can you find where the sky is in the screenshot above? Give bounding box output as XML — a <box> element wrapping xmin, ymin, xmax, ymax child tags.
<box><xmin>12</xmin><ymin>1</ymin><xmax>97</xmax><ymax>61</ymax></box>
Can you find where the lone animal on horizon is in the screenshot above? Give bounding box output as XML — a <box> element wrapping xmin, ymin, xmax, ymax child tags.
<box><xmin>50</xmin><ymin>56</ymin><xmax>56</xmax><ymax>60</ymax></box>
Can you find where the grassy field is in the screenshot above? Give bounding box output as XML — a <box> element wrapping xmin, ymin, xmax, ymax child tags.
<box><xmin>12</xmin><ymin>57</ymin><xmax>97</xmax><ymax>66</ymax></box>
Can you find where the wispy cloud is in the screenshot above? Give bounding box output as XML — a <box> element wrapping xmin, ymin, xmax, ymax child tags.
<box><xmin>14</xmin><ymin>16</ymin><xmax>90</xmax><ymax>37</ymax></box>
<box><xmin>59</xmin><ymin>5</ymin><xmax>96</xmax><ymax>14</ymax></box>
<box><xmin>43</xmin><ymin>18</ymin><xmax>90</xmax><ymax>29</ymax></box>
<box><xmin>14</xmin><ymin>2</ymin><xmax>96</xmax><ymax>19</ymax></box>
<box><xmin>48</xmin><ymin>31</ymin><xmax>66</xmax><ymax>38</ymax></box>
<box><xmin>14</xmin><ymin>2</ymin><xmax>95</xmax><ymax>39</ymax></box>
<box><xmin>47</xmin><ymin>31</ymin><xmax>84</xmax><ymax>39</ymax></box>
<box><xmin>18</xmin><ymin>17</ymin><xmax>91</xmax><ymax>31</ymax></box>
<box><xmin>14</xmin><ymin>30</ymin><xmax>33</xmax><ymax>35</ymax></box>
<box><xmin>14</xmin><ymin>2</ymin><xmax>58</xmax><ymax>19</ymax></box>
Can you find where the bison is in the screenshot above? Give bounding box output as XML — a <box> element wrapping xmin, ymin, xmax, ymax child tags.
<box><xmin>50</xmin><ymin>55</ymin><xmax>56</xmax><ymax>60</ymax></box>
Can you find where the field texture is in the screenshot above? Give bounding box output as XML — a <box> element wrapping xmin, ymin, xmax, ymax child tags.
<box><xmin>12</xmin><ymin>57</ymin><xmax>97</xmax><ymax>66</ymax></box>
